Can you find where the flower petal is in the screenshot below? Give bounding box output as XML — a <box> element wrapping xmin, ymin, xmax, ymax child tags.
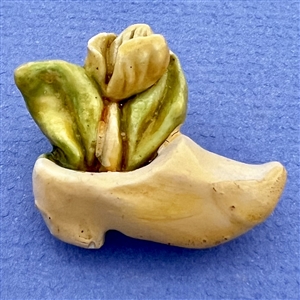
<box><xmin>84</xmin><ymin>32</ymin><xmax>116</xmax><ymax>95</ymax></box>
<box><xmin>107</xmin><ymin>24</ymin><xmax>154</xmax><ymax>75</ymax></box>
<box><xmin>107</xmin><ymin>34</ymin><xmax>170</xmax><ymax>100</ymax></box>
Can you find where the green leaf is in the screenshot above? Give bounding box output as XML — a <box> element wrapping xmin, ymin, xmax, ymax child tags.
<box><xmin>14</xmin><ymin>60</ymin><xmax>103</xmax><ymax>171</ymax></box>
<box><xmin>122</xmin><ymin>53</ymin><xmax>188</xmax><ymax>171</ymax></box>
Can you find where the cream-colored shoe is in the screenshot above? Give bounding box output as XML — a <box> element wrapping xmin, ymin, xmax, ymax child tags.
<box><xmin>33</xmin><ymin>133</ymin><xmax>286</xmax><ymax>249</ymax></box>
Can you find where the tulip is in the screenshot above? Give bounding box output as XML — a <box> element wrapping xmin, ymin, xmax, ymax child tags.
<box><xmin>84</xmin><ymin>24</ymin><xmax>170</xmax><ymax>101</ymax></box>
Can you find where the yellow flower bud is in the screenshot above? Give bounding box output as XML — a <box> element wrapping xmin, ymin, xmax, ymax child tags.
<box><xmin>84</xmin><ymin>24</ymin><xmax>170</xmax><ymax>101</ymax></box>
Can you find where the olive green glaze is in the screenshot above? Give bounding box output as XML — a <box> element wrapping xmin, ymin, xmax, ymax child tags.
<box><xmin>14</xmin><ymin>26</ymin><xmax>188</xmax><ymax>173</ymax></box>
<box><xmin>121</xmin><ymin>53</ymin><xmax>188</xmax><ymax>171</ymax></box>
<box><xmin>14</xmin><ymin>60</ymin><xmax>103</xmax><ymax>171</ymax></box>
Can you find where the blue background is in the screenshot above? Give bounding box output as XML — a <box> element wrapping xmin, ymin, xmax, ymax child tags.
<box><xmin>1</xmin><ymin>1</ymin><xmax>299</xmax><ymax>299</ymax></box>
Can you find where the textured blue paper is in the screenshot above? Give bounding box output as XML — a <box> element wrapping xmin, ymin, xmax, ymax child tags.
<box><xmin>1</xmin><ymin>1</ymin><xmax>299</xmax><ymax>299</ymax></box>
